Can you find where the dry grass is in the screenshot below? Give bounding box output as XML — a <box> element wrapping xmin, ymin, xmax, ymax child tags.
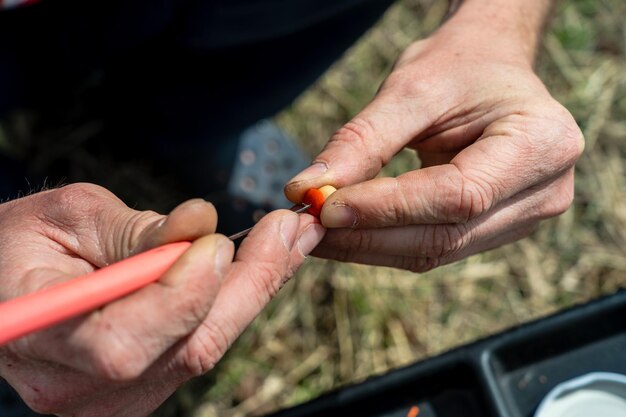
<box><xmin>1</xmin><ymin>0</ymin><xmax>624</xmax><ymax>416</ymax></box>
<box><xmin>153</xmin><ymin>0</ymin><xmax>626</xmax><ymax>416</ymax></box>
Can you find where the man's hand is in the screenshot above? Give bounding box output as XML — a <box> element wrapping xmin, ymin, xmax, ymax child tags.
<box><xmin>0</xmin><ymin>183</ymin><xmax>324</xmax><ymax>416</ymax></box>
<box><xmin>285</xmin><ymin>0</ymin><xmax>583</xmax><ymax>272</ymax></box>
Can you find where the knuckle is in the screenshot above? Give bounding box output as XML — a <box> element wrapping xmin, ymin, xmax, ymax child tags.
<box><xmin>462</xmin><ymin>180</ymin><xmax>493</xmax><ymax>219</ymax></box>
<box><xmin>420</xmin><ymin>224</ymin><xmax>468</xmax><ymax>259</ymax></box>
<box><xmin>89</xmin><ymin>329</ymin><xmax>151</xmax><ymax>381</ymax></box>
<box><xmin>249</xmin><ymin>262</ymin><xmax>288</xmax><ymax>305</ymax></box>
<box><xmin>559</xmin><ymin>116</ymin><xmax>585</xmax><ymax>164</ymax></box>
<box><xmin>437</xmin><ymin>170</ymin><xmax>490</xmax><ymax>223</ymax></box>
<box><xmin>349</xmin><ymin>229</ymin><xmax>377</xmax><ymax>253</ymax></box>
<box><xmin>37</xmin><ymin>184</ymin><xmax>92</xmax><ymax>227</ymax></box>
<box><xmin>335</xmin><ymin>119</ymin><xmax>371</xmax><ymax>144</ymax></box>
<box><xmin>36</xmin><ymin>183</ymin><xmax>122</xmax><ymax>238</ymax></box>
<box><xmin>554</xmin><ymin>184</ymin><xmax>575</xmax><ymax>216</ymax></box>
<box><xmin>181</xmin><ymin>283</ymin><xmax>217</xmax><ymax>323</ymax></box>
<box><xmin>331</xmin><ymin>118</ymin><xmax>388</xmax><ymax>172</ymax></box>
<box><xmin>382</xmin><ymin>66</ymin><xmax>430</xmax><ymax>98</ymax></box>
<box><xmin>179</xmin><ymin>321</ymin><xmax>230</xmax><ymax>377</ymax></box>
<box><xmin>541</xmin><ymin>178</ymin><xmax>575</xmax><ymax>219</ymax></box>
<box><xmin>357</xmin><ymin>178</ymin><xmax>412</xmax><ymax>226</ymax></box>
<box><xmin>320</xmin><ymin>246</ymin><xmax>353</xmax><ymax>264</ymax></box>
<box><xmin>537</xmin><ymin>101</ymin><xmax>585</xmax><ymax>169</ymax></box>
<box><xmin>92</xmin><ymin>348</ymin><xmax>146</xmax><ymax>381</ymax></box>
<box><xmin>46</xmin><ymin>183</ymin><xmax>114</xmax><ymax>216</ymax></box>
<box><xmin>535</xmin><ymin>102</ymin><xmax>584</xmax><ymax>170</ymax></box>
<box><xmin>391</xmin><ymin>178</ymin><xmax>415</xmax><ymax>225</ymax></box>
<box><xmin>331</xmin><ymin>120</ymin><xmax>370</xmax><ymax>155</ymax></box>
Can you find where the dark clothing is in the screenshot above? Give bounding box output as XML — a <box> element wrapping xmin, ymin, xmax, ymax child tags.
<box><xmin>0</xmin><ymin>0</ymin><xmax>392</xmax><ymax>126</ymax></box>
<box><xmin>0</xmin><ymin>0</ymin><xmax>393</xmax><ymax>199</ymax></box>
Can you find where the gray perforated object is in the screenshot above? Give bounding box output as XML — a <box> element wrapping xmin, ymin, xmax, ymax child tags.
<box><xmin>228</xmin><ymin>119</ymin><xmax>310</xmax><ymax>209</ymax></box>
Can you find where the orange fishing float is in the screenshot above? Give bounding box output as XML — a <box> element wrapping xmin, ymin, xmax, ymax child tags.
<box><xmin>302</xmin><ymin>185</ymin><xmax>337</xmax><ymax>217</ymax></box>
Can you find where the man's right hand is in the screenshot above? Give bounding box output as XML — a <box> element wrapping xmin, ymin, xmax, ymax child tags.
<box><xmin>285</xmin><ymin>0</ymin><xmax>583</xmax><ymax>272</ymax></box>
<box><xmin>0</xmin><ymin>183</ymin><xmax>325</xmax><ymax>416</ymax></box>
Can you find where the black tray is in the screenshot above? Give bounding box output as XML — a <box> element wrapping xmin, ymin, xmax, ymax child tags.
<box><xmin>267</xmin><ymin>290</ymin><xmax>626</xmax><ymax>417</ymax></box>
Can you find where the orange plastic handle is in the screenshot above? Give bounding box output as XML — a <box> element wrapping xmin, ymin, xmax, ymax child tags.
<box><xmin>0</xmin><ymin>241</ymin><xmax>191</xmax><ymax>346</ymax></box>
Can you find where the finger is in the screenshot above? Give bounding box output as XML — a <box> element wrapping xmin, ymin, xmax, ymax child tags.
<box><xmin>284</xmin><ymin>92</ymin><xmax>435</xmax><ymax>203</ymax></box>
<box><xmin>131</xmin><ymin>198</ymin><xmax>218</xmax><ymax>254</ymax></box>
<box><xmin>20</xmin><ymin>233</ymin><xmax>234</xmax><ymax>380</ymax></box>
<box><xmin>161</xmin><ymin>210</ymin><xmax>325</xmax><ymax>378</ymax></box>
<box><xmin>16</xmin><ymin>194</ymin><xmax>219</xmax><ymax>294</ymax></box>
<box><xmin>224</xmin><ymin>210</ymin><xmax>324</xmax><ymax>318</ymax></box>
<box><xmin>222</xmin><ymin>211</ymin><xmax>324</xmax><ymax>322</ymax></box>
<box><xmin>320</xmin><ymin>114</ymin><xmax>583</xmax><ymax>229</ymax></box>
<box><xmin>104</xmin><ymin>198</ymin><xmax>219</xmax><ymax>264</ymax></box>
<box><xmin>313</xmin><ymin>221</ymin><xmax>534</xmax><ymax>272</ymax></box>
<box><xmin>313</xmin><ymin>170</ymin><xmax>574</xmax><ymax>269</ymax></box>
<box><xmin>34</xmin><ymin>184</ymin><xmax>218</xmax><ymax>267</ymax></box>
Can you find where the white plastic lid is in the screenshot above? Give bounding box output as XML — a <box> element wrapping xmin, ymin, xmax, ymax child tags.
<box><xmin>535</xmin><ymin>372</ymin><xmax>626</xmax><ymax>417</ymax></box>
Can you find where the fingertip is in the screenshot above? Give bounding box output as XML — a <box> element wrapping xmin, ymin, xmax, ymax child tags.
<box><xmin>297</xmin><ymin>223</ymin><xmax>326</xmax><ymax>256</ymax></box>
<box><xmin>155</xmin><ymin>199</ymin><xmax>218</xmax><ymax>245</ymax></box>
<box><xmin>238</xmin><ymin>210</ymin><xmax>320</xmax><ymax>260</ymax></box>
<box><xmin>320</xmin><ymin>202</ymin><xmax>358</xmax><ymax>228</ymax></box>
<box><xmin>284</xmin><ymin>183</ymin><xmax>303</xmax><ymax>204</ymax></box>
<box><xmin>284</xmin><ymin>162</ymin><xmax>330</xmax><ymax>203</ymax></box>
<box><xmin>169</xmin><ymin>199</ymin><xmax>218</xmax><ymax>231</ymax></box>
<box><xmin>161</xmin><ymin>233</ymin><xmax>233</xmax><ymax>288</ymax></box>
<box><xmin>284</xmin><ymin>181</ymin><xmax>311</xmax><ymax>204</ymax></box>
<box><xmin>213</xmin><ymin>235</ymin><xmax>235</xmax><ymax>280</ymax></box>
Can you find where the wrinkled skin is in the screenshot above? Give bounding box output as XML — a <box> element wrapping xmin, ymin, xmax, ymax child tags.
<box><xmin>0</xmin><ymin>183</ymin><xmax>325</xmax><ymax>416</ymax></box>
<box><xmin>286</xmin><ymin>1</ymin><xmax>584</xmax><ymax>272</ymax></box>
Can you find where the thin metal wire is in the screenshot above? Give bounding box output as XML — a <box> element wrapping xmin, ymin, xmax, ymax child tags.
<box><xmin>228</xmin><ymin>204</ymin><xmax>312</xmax><ymax>241</ymax></box>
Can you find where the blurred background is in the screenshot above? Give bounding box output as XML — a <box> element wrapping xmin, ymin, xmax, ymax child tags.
<box><xmin>2</xmin><ymin>0</ymin><xmax>626</xmax><ymax>416</ymax></box>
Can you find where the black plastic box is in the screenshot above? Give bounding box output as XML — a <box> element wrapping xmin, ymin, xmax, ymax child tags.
<box><xmin>268</xmin><ymin>290</ymin><xmax>626</xmax><ymax>417</ymax></box>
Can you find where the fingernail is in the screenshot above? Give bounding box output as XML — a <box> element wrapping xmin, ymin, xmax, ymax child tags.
<box><xmin>280</xmin><ymin>213</ymin><xmax>300</xmax><ymax>249</ymax></box>
<box><xmin>214</xmin><ymin>239</ymin><xmax>234</xmax><ymax>281</ymax></box>
<box><xmin>323</xmin><ymin>203</ymin><xmax>357</xmax><ymax>228</ymax></box>
<box><xmin>297</xmin><ymin>224</ymin><xmax>326</xmax><ymax>256</ymax></box>
<box><xmin>288</xmin><ymin>162</ymin><xmax>328</xmax><ymax>184</ymax></box>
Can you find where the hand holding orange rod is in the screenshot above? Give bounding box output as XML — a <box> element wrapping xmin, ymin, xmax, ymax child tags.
<box><xmin>0</xmin><ymin>242</ymin><xmax>191</xmax><ymax>346</ymax></box>
<box><xmin>0</xmin><ymin>203</ymin><xmax>312</xmax><ymax>346</ymax></box>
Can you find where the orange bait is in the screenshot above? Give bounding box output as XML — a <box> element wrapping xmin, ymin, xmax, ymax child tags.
<box><xmin>302</xmin><ymin>185</ymin><xmax>337</xmax><ymax>217</ymax></box>
<box><xmin>407</xmin><ymin>405</ymin><xmax>420</xmax><ymax>417</ymax></box>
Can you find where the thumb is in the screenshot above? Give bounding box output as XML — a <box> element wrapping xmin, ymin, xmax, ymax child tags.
<box><xmin>42</xmin><ymin>184</ymin><xmax>219</xmax><ymax>266</ymax></box>
<box><xmin>131</xmin><ymin>198</ymin><xmax>219</xmax><ymax>255</ymax></box>
<box><xmin>284</xmin><ymin>92</ymin><xmax>433</xmax><ymax>203</ymax></box>
<box><xmin>40</xmin><ymin>186</ymin><xmax>223</xmax><ymax>296</ymax></box>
